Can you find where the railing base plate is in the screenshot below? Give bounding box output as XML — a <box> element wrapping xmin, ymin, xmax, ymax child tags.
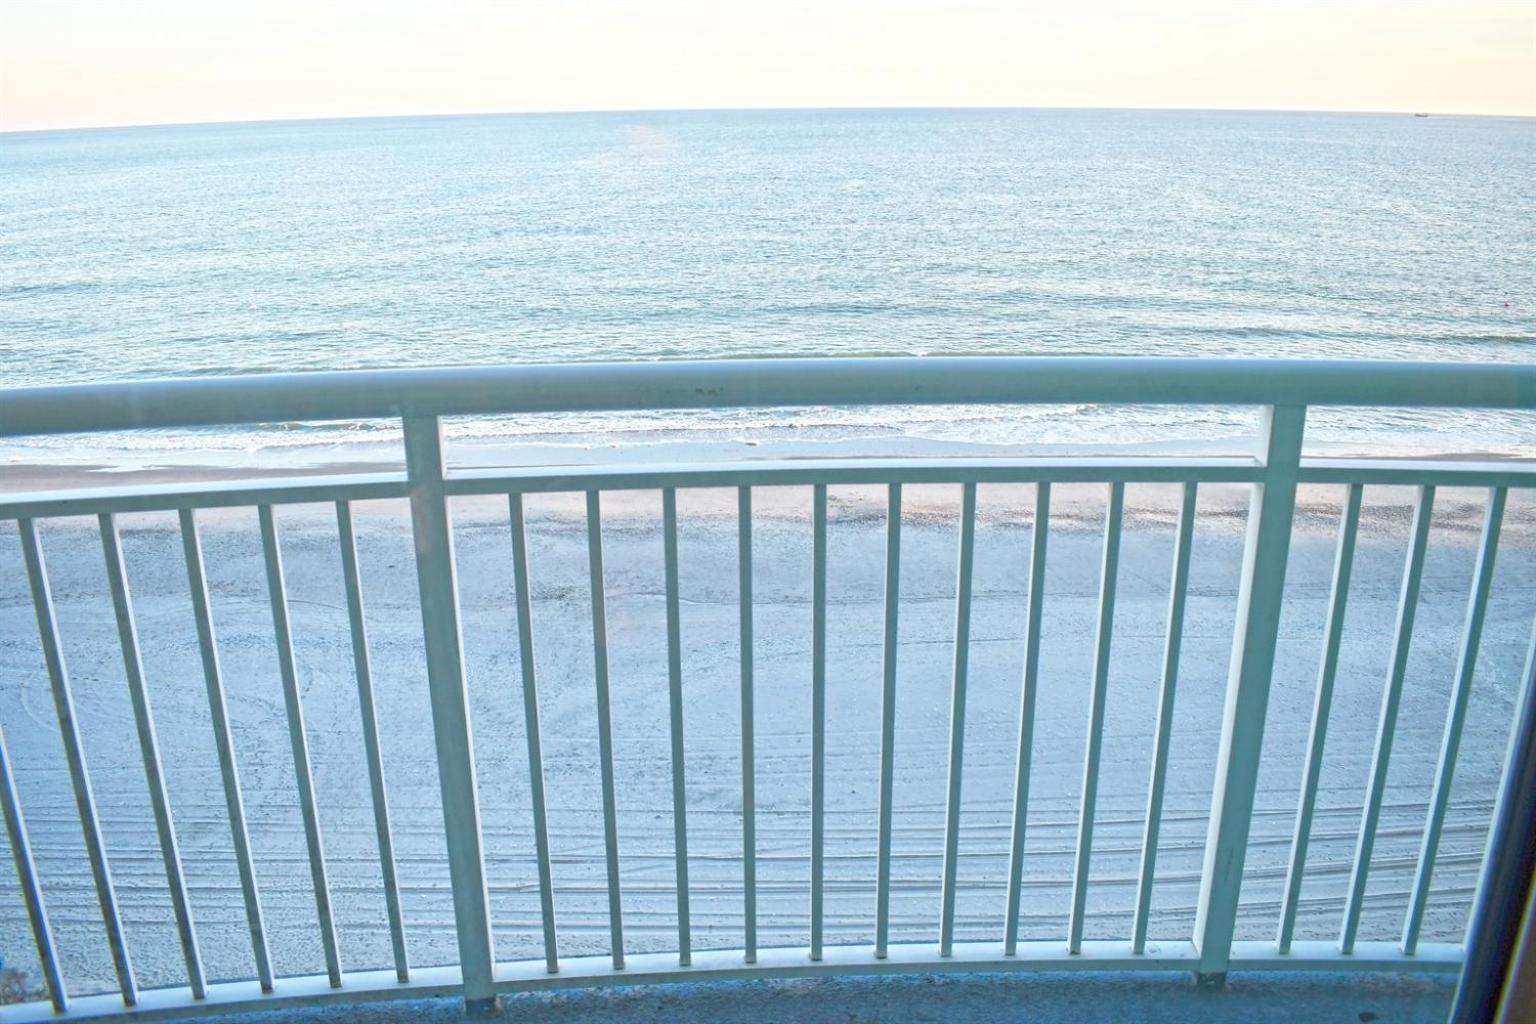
<box><xmin>465</xmin><ymin>994</ymin><xmax>503</xmax><ymax>1018</ymax></box>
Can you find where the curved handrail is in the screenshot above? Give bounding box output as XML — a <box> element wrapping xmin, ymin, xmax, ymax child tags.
<box><xmin>2</xmin><ymin>356</ymin><xmax>1534</xmax><ymax>437</ymax></box>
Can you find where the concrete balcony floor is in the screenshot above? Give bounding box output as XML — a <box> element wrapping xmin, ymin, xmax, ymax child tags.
<box><xmin>186</xmin><ymin>971</ymin><xmax>1454</xmax><ymax>1024</ymax></box>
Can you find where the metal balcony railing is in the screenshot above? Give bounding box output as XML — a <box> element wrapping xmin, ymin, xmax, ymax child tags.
<box><xmin>0</xmin><ymin>357</ymin><xmax>1532</xmax><ymax>1021</ymax></box>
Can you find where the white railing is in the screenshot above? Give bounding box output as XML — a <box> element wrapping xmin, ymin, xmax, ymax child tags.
<box><xmin>0</xmin><ymin>357</ymin><xmax>1532</xmax><ymax>1021</ymax></box>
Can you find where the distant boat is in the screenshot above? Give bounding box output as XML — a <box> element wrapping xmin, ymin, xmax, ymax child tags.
<box><xmin>1414</xmin><ymin>112</ymin><xmax>1430</xmax><ymax>118</ymax></box>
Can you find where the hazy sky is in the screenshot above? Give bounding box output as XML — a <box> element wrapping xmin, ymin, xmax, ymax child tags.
<box><xmin>2</xmin><ymin>0</ymin><xmax>1533</xmax><ymax>132</ymax></box>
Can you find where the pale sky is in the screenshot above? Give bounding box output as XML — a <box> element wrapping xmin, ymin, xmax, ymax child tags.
<box><xmin>2</xmin><ymin>0</ymin><xmax>1533</xmax><ymax>132</ymax></box>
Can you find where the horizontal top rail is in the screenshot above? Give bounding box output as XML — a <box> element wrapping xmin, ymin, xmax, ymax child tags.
<box><xmin>2</xmin><ymin>357</ymin><xmax>1535</xmax><ymax>437</ymax></box>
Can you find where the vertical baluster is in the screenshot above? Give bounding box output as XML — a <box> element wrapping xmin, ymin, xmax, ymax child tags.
<box><xmin>1340</xmin><ymin>485</ymin><xmax>1436</xmax><ymax>953</ymax></box>
<box><xmin>1067</xmin><ymin>482</ymin><xmax>1125</xmax><ymax>954</ymax></box>
<box><xmin>99</xmin><ymin>513</ymin><xmax>205</xmax><ymax>996</ymax></box>
<box><xmin>18</xmin><ymin>518</ymin><xmax>137</xmax><ymax>1005</ymax></box>
<box><xmin>1194</xmin><ymin>405</ymin><xmax>1306</xmax><ymax>985</ymax></box>
<box><xmin>258</xmin><ymin>505</ymin><xmax>342</xmax><ymax>987</ymax></box>
<box><xmin>335</xmin><ymin>500</ymin><xmax>410</xmax><ymax>982</ymax></box>
<box><xmin>401</xmin><ymin>416</ymin><xmax>498</xmax><ymax>1015</ymax></box>
<box><xmin>875</xmin><ymin>483</ymin><xmax>903</xmax><ymax>959</ymax></box>
<box><xmin>179</xmin><ymin>508</ymin><xmax>273</xmax><ymax>991</ymax></box>
<box><xmin>0</xmin><ymin>725</ymin><xmax>67</xmax><ymax>1012</ymax></box>
<box><xmin>1131</xmin><ymin>481</ymin><xmax>1198</xmax><ymax>954</ymax></box>
<box><xmin>508</xmin><ymin>494</ymin><xmax>560</xmax><ymax>973</ymax></box>
<box><xmin>1402</xmin><ymin>487</ymin><xmax>1506</xmax><ymax>954</ymax></box>
<box><xmin>939</xmin><ymin>482</ymin><xmax>979</xmax><ymax>957</ymax></box>
<box><xmin>1005</xmin><ymin>482</ymin><xmax>1051</xmax><ymax>956</ymax></box>
<box><xmin>810</xmin><ymin>484</ymin><xmax>828</xmax><ymax>961</ymax></box>
<box><xmin>1276</xmin><ymin>483</ymin><xmax>1363</xmax><ymax>953</ymax></box>
<box><xmin>738</xmin><ymin>486</ymin><xmax>757</xmax><ymax>964</ymax></box>
<box><xmin>585</xmin><ymin>491</ymin><xmax>626</xmax><ymax>970</ymax></box>
<box><xmin>662</xmin><ymin>488</ymin><xmax>692</xmax><ymax>966</ymax></box>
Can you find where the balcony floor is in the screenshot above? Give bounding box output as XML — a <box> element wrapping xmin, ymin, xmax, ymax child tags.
<box><xmin>184</xmin><ymin>971</ymin><xmax>1454</xmax><ymax>1024</ymax></box>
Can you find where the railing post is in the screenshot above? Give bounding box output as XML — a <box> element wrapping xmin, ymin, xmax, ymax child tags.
<box><xmin>1192</xmin><ymin>404</ymin><xmax>1305</xmax><ymax>986</ymax></box>
<box><xmin>403</xmin><ymin>415</ymin><xmax>499</xmax><ymax>1017</ymax></box>
<box><xmin>1449</xmin><ymin>620</ymin><xmax>1536</xmax><ymax>1024</ymax></box>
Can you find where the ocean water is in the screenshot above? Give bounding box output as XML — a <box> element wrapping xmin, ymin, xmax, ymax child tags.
<box><xmin>2</xmin><ymin>108</ymin><xmax>1533</xmax><ymax>464</ymax></box>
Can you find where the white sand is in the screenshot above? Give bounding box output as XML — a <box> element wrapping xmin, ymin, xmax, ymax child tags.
<box><xmin>0</xmin><ymin>480</ymin><xmax>1532</xmax><ymax>997</ymax></box>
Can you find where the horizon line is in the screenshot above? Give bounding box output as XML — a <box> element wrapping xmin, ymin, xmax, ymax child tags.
<box><xmin>5</xmin><ymin>102</ymin><xmax>1533</xmax><ymax>137</ymax></box>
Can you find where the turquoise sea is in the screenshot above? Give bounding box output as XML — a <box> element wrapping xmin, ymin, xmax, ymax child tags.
<box><xmin>2</xmin><ymin>109</ymin><xmax>1532</xmax><ymax>461</ymax></box>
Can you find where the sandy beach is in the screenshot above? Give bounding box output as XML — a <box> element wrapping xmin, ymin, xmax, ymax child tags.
<box><xmin>1</xmin><ymin>462</ymin><xmax>1533</xmax><ymax>996</ymax></box>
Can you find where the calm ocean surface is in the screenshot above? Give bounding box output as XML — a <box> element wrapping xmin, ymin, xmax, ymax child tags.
<box><xmin>2</xmin><ymin>109</ymin><xmax>1532</xmax><ymax>463</ymax></box>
